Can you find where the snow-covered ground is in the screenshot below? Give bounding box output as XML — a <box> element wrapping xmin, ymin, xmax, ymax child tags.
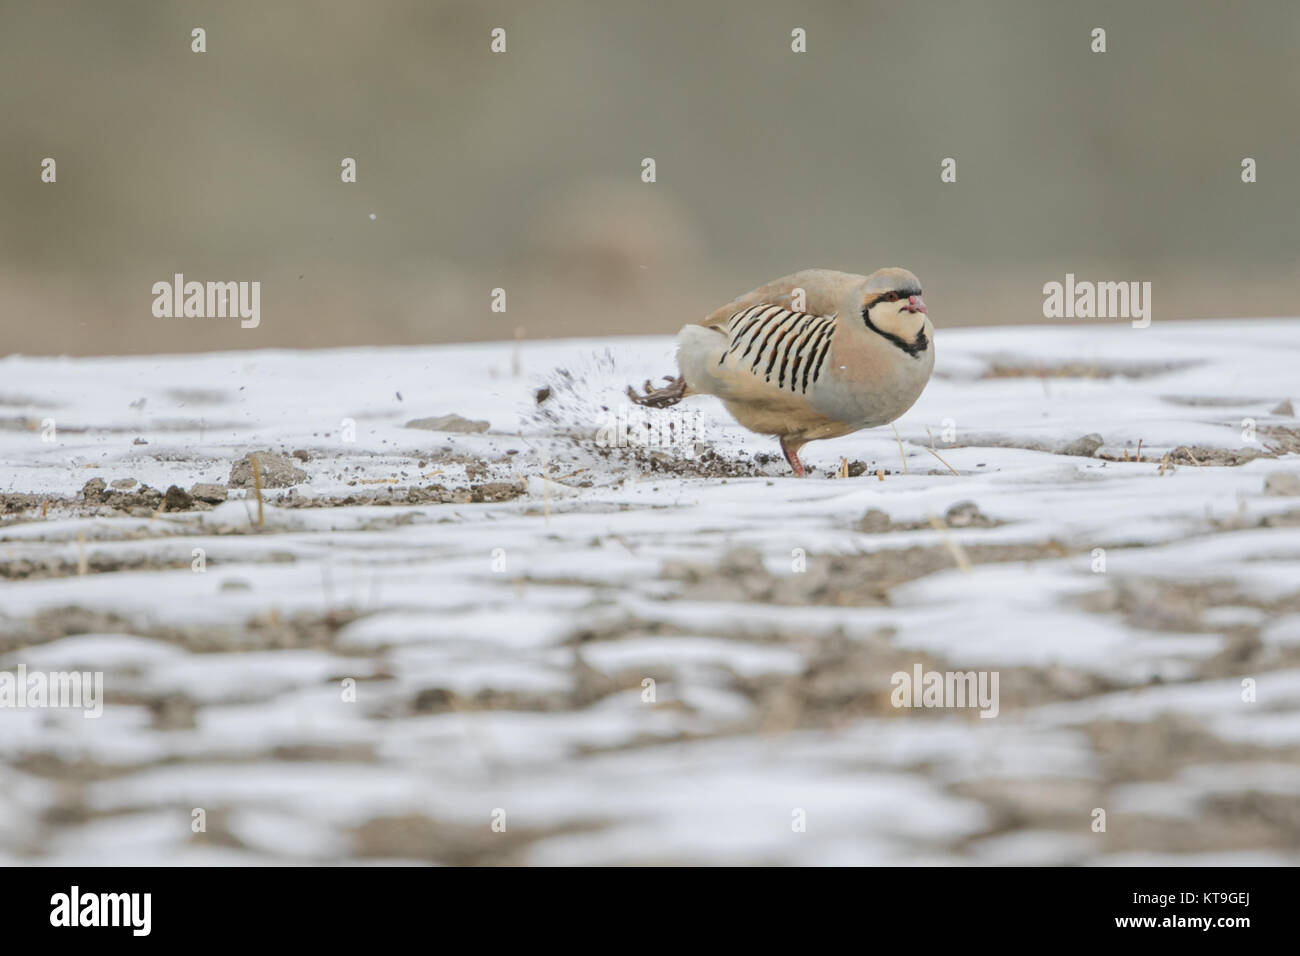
<box><xmin>2</xmin><ymin>319</ymin><xmax>1299</xmax><ymax>865</ymax></box>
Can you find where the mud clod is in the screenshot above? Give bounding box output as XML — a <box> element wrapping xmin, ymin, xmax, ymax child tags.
<box><xmin>857</xmin><ymin>509</ymin><xmax>895</xmax><ymax>534</ymax></box>
<box><xmin>189</xmin><ymin>483</ymin><xmax>228</xmax><ymax>504</ymax></box>
<box><xmin>162</xmin><ymin>485</ymin><xmax>194</xmax><ymax>511</ymax></box>
<box><xmin>405</xmin><ymin>414</ymin><xmax>490</xmax><ymax>434</ymax></box>
<box><xmin>944</xmin><ymin>500</ymin><xmax>998</xmax><ymax>528</ymax></box>
<box><xmin>1060</xmin><ymin>433</ymin><xmax>1104</xmax><ymax>458</ymax></box>
<box><xmin>229</xmin><ymin>451</ymin><xmax>307</xmax><ymax>489</ymax></box>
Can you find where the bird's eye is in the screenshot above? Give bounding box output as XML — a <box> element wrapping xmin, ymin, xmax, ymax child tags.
<box><xmin>885</xmin><ymin>292</ymin><xmax>899</xmax><ymax>302</ymax></box>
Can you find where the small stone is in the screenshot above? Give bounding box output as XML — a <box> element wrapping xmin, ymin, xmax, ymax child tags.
<box><xmin>412</xmin><ymin>687</ymin><xmax>458</xmax><ymax>713</ymax></box>
<box><xmin>81</xmin><ymin>478</ymin><xmax>107</xmax><ymax>501</ymax></box>
<box><xmin>132</xmin><ymin>437</ymin><xmax>148</xmax><ymax>445</ymax></box>
<box><xmin>845</xmin><ymin>460</ymin><xmax>868</xmax><ymax>477</ymax></box>
<box><xmin>189</xmin><ymin>483</ymin><xmax>228</xmax><ymax>504</ymax></box>
<box><xmin>535</xmin><ymin>387</ymin><xmax>552</xmax><ymax>404</ymax></box>
<box><xmin>110</xmin><ymin>478</ymin><xmax>137</xmax><ymax>490</ymax></box>
<box><xmin>405</xmin><ymin>414</ymin><xmax>489</xmax><ymax>434</ymax></box>
<box><xmin>162</xmin><ymin>485</ymin><xmax>194</xmax><ymax>511</ymax></box>
<box><xmin>148</xmin><ymin>694</ymin><xmax>197</xmax><ymax>731</ymax></box>
<box><xmin>944</xmin><ymin>500</ymin><xmax>986</xmax><ymax>528</ymax></box>
<box><xmin>857</xmin><ymin>509</ymin><xmax>893</xmax><ymax>533</ymax></box>
<box><xmin>1060</xmin><ymin>433</ymin><xmax>1104</xmax><ymax>458</ymax></box>
<box><xmin>1272</xmin><ymin>399</ymin><xmax>1295</xmax><ymax>417</ymax></box>
<box><xmin>1264</xmin><ymin>472</ymin><xmax>1300</xmax><ymax>496</ymax></box>
<box><xmin>291</xmin><ymin>449</ymin><xmax>310</xmax><ymax>462</ymax></box>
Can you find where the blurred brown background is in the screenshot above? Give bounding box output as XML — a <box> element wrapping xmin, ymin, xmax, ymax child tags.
<box><xmin>1</xmin><ymin>0</ymin><xmax>1297</xmax><ymax>356</ymax></box>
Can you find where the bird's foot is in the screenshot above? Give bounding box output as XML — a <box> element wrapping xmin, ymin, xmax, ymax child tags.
<box><xmin>626</xmin><ymin>375</ymin><xmax>687</xmax><ymax>408</ymax></box>
<box><xmin>779</xmin><ymin>438</ymin><xmax>806</xmax><ymax>477</ymax></box>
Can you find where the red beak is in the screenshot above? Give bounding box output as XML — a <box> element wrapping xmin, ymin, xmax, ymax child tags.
<box><xmin>905</xmin><ymin>295</ymin><xmax>927</xmax><ymax>314</ymax></box>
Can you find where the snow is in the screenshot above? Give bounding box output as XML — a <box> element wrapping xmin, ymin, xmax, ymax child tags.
<box><xmin>1</xmin><ymin>318</ymin><xmax>1299</xmax><ymax>864</ymax></box>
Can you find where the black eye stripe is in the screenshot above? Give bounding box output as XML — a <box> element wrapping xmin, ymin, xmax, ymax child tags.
<box><xmin>868</xmin><ymin>288</ymin><xmax>922</xmax><ymax>307</ymax></box>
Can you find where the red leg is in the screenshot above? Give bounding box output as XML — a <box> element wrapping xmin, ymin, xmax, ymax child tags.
<box><xmin>779</xmin><ymin>438</ymin><xmax>806</xmax><ymax>477</ymax></box>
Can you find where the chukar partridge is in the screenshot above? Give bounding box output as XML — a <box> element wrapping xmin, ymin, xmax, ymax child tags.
<box><xmin>628</xmin><ymin>267</ymin><xmax>934</xmax><ymax>476</ymax></box>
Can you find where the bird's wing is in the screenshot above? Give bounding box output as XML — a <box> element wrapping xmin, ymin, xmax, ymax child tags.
<box><xmin>711</xmin><ymin>303</ymin><xmax>840</xmax><ymax>397</ymax></box>
<box><xmin>697</xmin><ymin>269</ymin><xmax>864</xmax><ymax>329</ymax></box>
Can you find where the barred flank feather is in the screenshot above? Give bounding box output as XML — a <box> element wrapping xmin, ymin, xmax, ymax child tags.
<box><xmin>719</xmin><ymin>305</ymin><xmax>836</xmax><ymax>394</ymax></box>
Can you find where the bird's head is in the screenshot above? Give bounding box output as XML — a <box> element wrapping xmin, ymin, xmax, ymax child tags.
<box><xmin>859</xmin><ymin>268</ymin><xmax>928</xmax><ymax>344</ymax></box>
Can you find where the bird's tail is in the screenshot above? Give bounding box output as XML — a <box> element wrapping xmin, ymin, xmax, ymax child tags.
<box><xmin>625</xmin><ymin>324</ymin><xmax>719</xmax><ymax>407</ymax></box>
<box><xmin>675</xmin><ymin>324</ymin><xmax>727</xmax><ymax>397</ymax></box>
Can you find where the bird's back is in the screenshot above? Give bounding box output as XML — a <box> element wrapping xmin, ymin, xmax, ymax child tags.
<box><xmin>696</xmin><ymin>269</ymin><xmax>867</xmax><ymax>330</ymax></box>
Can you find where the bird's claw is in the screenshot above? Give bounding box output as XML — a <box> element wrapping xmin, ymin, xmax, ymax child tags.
<box><xmin>627</xmin><ymin>375</ymin><xmax>687</xmax><ymax>408</ymax></box>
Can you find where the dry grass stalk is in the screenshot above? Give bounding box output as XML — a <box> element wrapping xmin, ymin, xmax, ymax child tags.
<box><xmin>890</xmin><ymin>424</ymin><xmax>909</xmax><ymax>474</ymax></box>
<box><xmin>251</xmin><ymin>454</ymin><xmax>266</xmax><ymax>527</ymax></box>
<box><xmin>926</xmin><ymin>514</ymin><xmax>972</xmax><ymax>574</ymax></box>
<box><xmin>922</xmin><ymin>428</ymin><xmax>960</xmax><ymax>477</ymax></box>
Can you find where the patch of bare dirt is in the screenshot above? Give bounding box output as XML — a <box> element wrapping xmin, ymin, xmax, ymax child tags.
<box><xmin>269</xmin><ymin>480</ymin><xmax>527</xmax><ymax>507</ymax></box>
<box><xmin>1101</xmin><ymin>445</ymin><xmax>1266</xmax><ymax>467</ymax></box>
<box><xmin>981</xmin><ymin>359</ymin><xmax>1202</xmax><ymax>380</ymax></box>
<box><xmin>661</xmin><ymin>540</ymin><xmax>1072</xmax><ymax>607</ymax></box>
<box><xmin>0</xmin><ymin>493</ymin><xmax>47</xmax><ymax>516</ymax></box>
<box><xmin>0</xmin><ymin>606</ymin><xmax>366</xmax><ymax>654</ymax></box>
<box><xmin>1161</xmin><ymin>395</ymin><xmax>1273</xmax><ymax>407</ymax></box>
<box><xmin>857</xmin><ymin>500</ymin><xmax>1002</xmax><ymax>533</ymax></box>
<box><xmin>350</xmin><ymin>813</ymin><xmax>602</xmax><ymax>866</ymax></box>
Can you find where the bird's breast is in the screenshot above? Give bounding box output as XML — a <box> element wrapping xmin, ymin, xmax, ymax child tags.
<box><xmin>811</xmin><ymin>326</ymin><xmax>935</xmax><ymax>427</ymax></box>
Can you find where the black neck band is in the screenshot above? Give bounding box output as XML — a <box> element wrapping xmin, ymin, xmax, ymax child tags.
<box><xmin>862</xmin><ymin>309</ymin><xmax>929</xmax><ymax>357</ymax></box>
